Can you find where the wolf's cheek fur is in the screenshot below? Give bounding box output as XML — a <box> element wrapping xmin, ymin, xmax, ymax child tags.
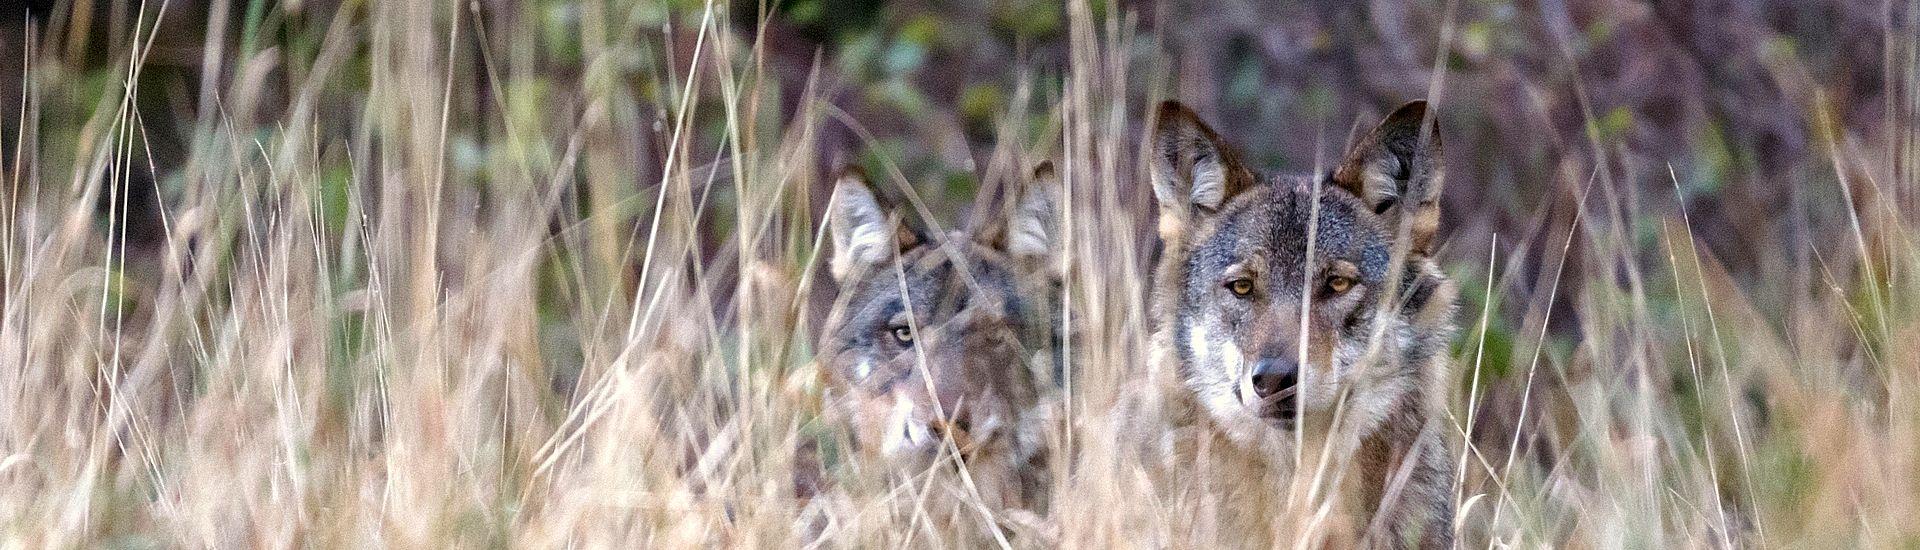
<box><xmin>1181</xmin><ymin>319</ymin><xmax>1279</xmax><ymax>448</ymax></box>
<box><xmin>1181</xmin><ymin>321</ymin><xmax>1249</xmax><ymax>417</ymax></box>
<box><xmin>830</xmin><ymin>351</ymin><xmax>939</xmax><ymax>460</ymax></box>
<box><xmin>876</xmin><ymin>392</ymin><xmax>933</xmax><ymax>457</ymax></box>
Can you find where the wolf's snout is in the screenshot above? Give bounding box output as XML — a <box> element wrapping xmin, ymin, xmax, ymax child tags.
<box><xmin>1250</xmin><ymin>355</ymin><xmax>1298</xmax><ymax>402</ymax></box>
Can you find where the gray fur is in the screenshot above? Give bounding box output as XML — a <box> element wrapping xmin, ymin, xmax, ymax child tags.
<box><xmin>816</xmin><ymin>165</ymin><xmax>1062</xmax><ymax>514</ymax></box>
<box><xmin>1147</xmin><ymin>101</ymin><xmax>1458</xmax><ymax>548</ymax></box>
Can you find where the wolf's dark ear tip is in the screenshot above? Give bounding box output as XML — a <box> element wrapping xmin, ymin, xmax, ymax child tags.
<box><xmin>1154</xmin><ymin>100</ymin><xmax>1192</xmax><ymax>123</ymax></box>
<box><xmin>832</xmin><ymin>164</ymin><xmax>871</xmax><ymax>184</ymax></box>
<box><xmin>1390</xmin><ymin>100</ymin><xmax>1439</xmax><ymax>129</ymax></box>
<box><xmin>1383</xmin><ymin>101</ymin><xmax>1428</xmax><ymax>127</ymax></box>
<box><xmin>1031</xmin><ymin>160</ymin><xmax>1056</xmax><ymax>180</ymax></box>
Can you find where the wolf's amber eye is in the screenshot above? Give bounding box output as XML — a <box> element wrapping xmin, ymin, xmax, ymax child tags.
<box><xmin>1325</xmin><ymin>275</ymin><xmax>1354</xmax><ymax>294</ymax></box>
<box><xmin>890</xmin><ymin>325</ymin><xmax>915</xmax><ymax>345</ymax></box>
<box><xmin>1226</xmin><ymin>279</ymin><xmax>1255</xmax><ymax>297</ymax></box>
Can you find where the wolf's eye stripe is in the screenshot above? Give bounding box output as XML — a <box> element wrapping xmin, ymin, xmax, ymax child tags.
<box><xmin>890</xmin><ymin>325</ymin><xmax>915</xmax><ymax>345</ymax></box>
<box><xmin>1226</xmin><ymin>279</ymin><xmax>1255</xmax><ymax>297</ymax></box>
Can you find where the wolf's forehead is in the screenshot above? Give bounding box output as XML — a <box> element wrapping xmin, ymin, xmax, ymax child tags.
<box><xmin>848</xmin><ymin>241</ymin><xmax>1022</xmax><ymax>313</ymax></box>
<box><xmin>907</xmin><ymin>241</ymin><xmax>1018</xmax><ymax>288</ymax></box>
<box><xmin>1200</xmin><ymin>186</ymin><xmax>1390</xmax><ymax>274</ymax></box>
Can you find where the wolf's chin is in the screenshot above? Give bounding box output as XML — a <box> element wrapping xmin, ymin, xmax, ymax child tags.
<box><xmin>1259</xmin><ymin>407</ymin><xmax>1299</xmax><ymax>431</ymax></box>
<box><xmin>1194</xmin><ymin>387</ymin><xmax>1297</xmax><ymax>449</ymax></box>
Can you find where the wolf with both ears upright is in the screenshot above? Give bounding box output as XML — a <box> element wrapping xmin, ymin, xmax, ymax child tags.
<box><xmin>1141</xmin><ymin>100</ymin><xmax>1459</xmax><ymax>549</ymax></box>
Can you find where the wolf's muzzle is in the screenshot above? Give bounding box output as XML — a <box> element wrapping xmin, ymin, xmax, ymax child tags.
<box><xmin>1251</xmin><ymin>354</ymin><xmax>1299</xmax><ymax>421</ymax></box>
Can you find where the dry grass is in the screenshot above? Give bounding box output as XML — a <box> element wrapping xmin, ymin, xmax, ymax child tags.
<box><xmin>2</xmin><ymin>0</ymin><xmax>1917</xmax><ymax>547</ymax></box>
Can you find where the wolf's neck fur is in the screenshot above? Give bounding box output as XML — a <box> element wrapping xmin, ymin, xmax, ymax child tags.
<box><xmin>1147</xmin><ymin>331</ymin><xmax>1453</xmax><ymax>548</ymax></box>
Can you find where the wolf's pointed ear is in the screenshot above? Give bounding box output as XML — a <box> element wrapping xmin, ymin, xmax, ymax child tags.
<box><xmin>1333</xmin><ymin>100</ymin><xmax>1445</xmax><ymax>254</ymax></box>
<box><xmin>1004</xmin><ymin>161</ymin><xmax>1060</xmax><ymax>265</ymax></box>
<box><xmin>829</xmin><ymin>167</ymin><xmax>918</xmax><ymax>281</ymax></box>
<box><xmin>1150</xmin><ymin>102</ymin><xmax>1255</xmax><ymax>239</ymax></box>
<box><xmin>975</xmin><ymin>161</ymin><xmax>1060</xmax><ymax>274</ymax></box>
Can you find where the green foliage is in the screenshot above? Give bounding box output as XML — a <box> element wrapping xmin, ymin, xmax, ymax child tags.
<box><xmin>991</xmin><ymin>0</ymin><xmax>1062</xmax><ymax>39</ymax></box>
<box><xmin>1593</xmin><ymin>106</ymin><xmax>1633</xmax><ymax>144</ymax></box>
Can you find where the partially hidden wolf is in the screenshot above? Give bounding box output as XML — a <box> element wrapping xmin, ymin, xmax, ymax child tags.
<box><xmin>1145</xmin><ymin>100</ymin><xmax>1458</xmax><ymax>548</ymax></box>
<box><xmin>812</xmin><ymin>162</ymin><xmax>1062</xmax><ymax>537</ymax></box>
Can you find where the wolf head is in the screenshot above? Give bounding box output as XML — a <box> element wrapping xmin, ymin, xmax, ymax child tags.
<box><xmin>1149</xmin><ymin>101</ymin><xmax>1457</xmax><ymax>448</ymax></box>
<box><xmin>816</xmin><ymin>164</ymin><xmax>1059</xmax><ymax>479</ymax></box>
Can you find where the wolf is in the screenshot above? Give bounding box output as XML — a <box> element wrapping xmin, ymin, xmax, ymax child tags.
<box><xmin>810</xmin><ymin>162</ymin><xmax>1062</xmax><ymax>539</ymax></box>
<box><xmin>1144</xmin><ymin>100</ymin><xmax>1458</xmax><ymax>548</ymax></box>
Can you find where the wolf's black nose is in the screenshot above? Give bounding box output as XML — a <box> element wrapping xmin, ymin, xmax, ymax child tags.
<box><xmin>1250</xmin><ymin>356</ymin><xmax>1298</xmax><ymax>400</ymax></box>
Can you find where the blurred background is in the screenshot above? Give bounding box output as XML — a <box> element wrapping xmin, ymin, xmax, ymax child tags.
<box><xmin>5</xmin><ymin>0</ymin><xmax>1910</xmax><ymax>329</ymax></box>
